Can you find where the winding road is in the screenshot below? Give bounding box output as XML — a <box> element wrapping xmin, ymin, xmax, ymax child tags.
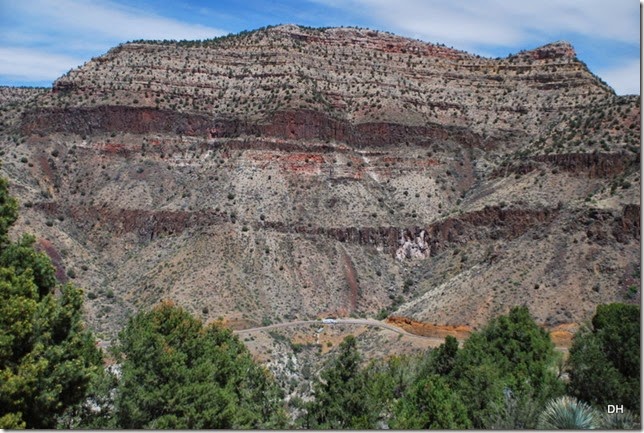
<box><xmin>233</xmin><ymin>318</ymin><xmax>446</xmax><ymax>344</ymax></box>
<box><xmin>232</xmin><ymin>318</ymin><xmax>569</xmax><ymax>352</ymax></box>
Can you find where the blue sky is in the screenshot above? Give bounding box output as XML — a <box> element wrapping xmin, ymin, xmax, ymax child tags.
<box><xmin>0</xmin><ymin>0</ymin><xmax>640</xmax><ymax>94</ymax></box>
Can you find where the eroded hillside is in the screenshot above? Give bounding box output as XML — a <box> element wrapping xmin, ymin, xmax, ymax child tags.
<box><xmin>0</xmin><ymin>25</ymin><xmax>639</xmax><ymax>343</ymax></box>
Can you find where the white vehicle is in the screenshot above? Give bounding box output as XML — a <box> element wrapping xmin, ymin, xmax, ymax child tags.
<box><xmin>322</xmin><ymin>318</ymin><xmax>337</xmax><ymax>324</ymax></box>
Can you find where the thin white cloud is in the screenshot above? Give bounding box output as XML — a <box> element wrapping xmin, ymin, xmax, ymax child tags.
<box><xmin>1</xmin><ymin>0</ymin><xmax>639</xmax><ymax>91</ymax></box>
<box><xmin>311</xmin><ymin>0</ymin><xmax>638</xmax><ymax>51</ymax></box>
<box><xmin>0</xmin><ymin>0</ymin><xmax>227</xmax><ymax>84</ymax></box>
<box><xmin>597</xmin><ymin>59</ymin><xmax>640</xmax><ymax>96</ymax></box>
<box><xmin>308</xmin><ymin>0</ymin><xmax>640</xmax><ymax>95</ymax></box>
<box><xmin>0</xmin><ymin>47</ymin><xmax>84</xmax><ymax>82</ymax></box>
<box><xmin>6</xmin><ymin>0</ymin><xmax>226</xmax><ymax>42</ymax></box>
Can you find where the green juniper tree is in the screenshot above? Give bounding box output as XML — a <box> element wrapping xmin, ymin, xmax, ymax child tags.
<box><xmin>391</xmin><ymin>373</ymin><xmax>471</xmax><ymax>429</ymax></box>
<box><xmin>110</xmin><ymin>301</ymin><xmax>286</xmax><ymax>429</ymax></box>
<box><xmin>303</xmin><ymin>335</ymin><xmax>380</xmax><ymax>429</ymax></box>
<box><xmin>0</xmin><ymin>177</ymin><xmax>102</xmax><ymax>429</ymax></box>
<box><xmin>447</xmin><ymin>306</ymin><xmax>564</xmax><ymax>428</ymax></box>
<box><xmin>567</xmin><ymin>303</ymin><xmax>640</xmax><ymax>413</ymax></box>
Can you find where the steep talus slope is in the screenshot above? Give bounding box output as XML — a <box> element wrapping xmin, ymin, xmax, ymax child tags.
<box><xmin>0</xmin><ymin>25</ymin><xmax>639</xmax><ymax>341</ymax></box>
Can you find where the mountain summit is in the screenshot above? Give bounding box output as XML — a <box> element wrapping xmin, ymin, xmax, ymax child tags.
<box><xmin>0</xmin><ymin>25</ymin><xmax>639</xmax><ymax>341</ymax></box>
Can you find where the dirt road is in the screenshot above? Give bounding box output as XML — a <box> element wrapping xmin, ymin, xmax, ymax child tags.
<box><xmin>233</xmin><ymin>318</ymin><xmax>447</xmax><ymax>344</ymax></box>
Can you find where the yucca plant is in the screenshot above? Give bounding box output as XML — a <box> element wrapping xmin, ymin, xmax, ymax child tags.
<box><xmin>537</xmin><ymin>396</ymin><xmax>599</xmax><ymax>429</ymax></box>
<box><xmin>598</xmin><ymin>410</ymin><xmax>640</xmax><ymax>430</ymax></box>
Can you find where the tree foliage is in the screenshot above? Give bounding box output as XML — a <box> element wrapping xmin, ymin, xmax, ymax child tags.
<box><xmin>304</xmin><ymin>335</ymin><xmax>379</xmax><ymax>429</ymax></box>
<box><xmin>538</xmin><ymin>395</ymin><xmax>641</xmax><ymax>429</ymax></box>
<box><xmin>431</xmin><ymin>334</ymin><xmax>459</xmax><ymax>376</ymax></box>
<box><xmin>110</xmin><ymin>301</ymin><xmax>286</xmax><ymax>429</ymax></box>
<box><xmin>0</xmin><ymin>170</ymin><xmax>635</xmax><ymax>431</ymax></box>
<box><xmin>301</xmin><ymin>307</ymin><xmax>565</xmax><ymax>429</ymax></box>
<box><xmin>447</xmin><ymin>306</ymin><xmax>564</xmax><ymax>428</ymax></box>
<box><xmin>567</xmin><ymin>303</ymin><xmax>640</xmax><ymax>412</ymax></box>
<box><xmin>391</xmin><ymin>373</ymin><xmax>471</xmax><ymax>429</ymax></box>
<box><xmin>0</xmin><ymin>177</ymin><xmax>101</xmax><ymax>429</ymax></box>
<box><xmin>0</xmin><ymin>177</ymin><xmax>17</xmax><ymax>245</ymax></box>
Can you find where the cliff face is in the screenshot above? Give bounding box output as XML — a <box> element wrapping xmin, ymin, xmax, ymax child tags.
<box><xmin>21</xmin><ymin>106</ymin><xmax>493</xmax><ymax>149</ymax></box>
<box><xmin>0</xmin><ymin>25</ymin><xmax>639</xmax><ymax>338</ymax></box>
<box><xmin>45</xmin><ymin>25</ymin><xmax>612</xmax><ymax>137</ymax></box>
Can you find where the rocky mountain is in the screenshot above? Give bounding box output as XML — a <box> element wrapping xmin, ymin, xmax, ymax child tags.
<box><xmin>0</xmin><ymin>24</ymin><xmax>639</xmax><ymax>344</ymax></box>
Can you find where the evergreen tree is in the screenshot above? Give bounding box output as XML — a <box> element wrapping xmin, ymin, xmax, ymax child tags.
<box><xmin>361</xmin><ymin>354</ymin><xmax>416</xmax><ymax>424</ymax></box>
<box><xmin>111</xmin><ymin>301</ymin><xmax>286</xmax><ymax>429</ymax></box>
<box><xmin>0</xmin><ymin>176</ymin><xmax>101</xmax><ymax>428</ymax></box>
<box><xmin>431</xmin><ymin>334</ymin><xmax>459</xmax><ymax>376</ymax></box>
<box><xmin>391</xmin><ymin>373</ymin><xmax>471</xmax><ymax>429</ymax></box>
<box><xmin>448</xmin><ymin>306</ymin><xmax>563</xmax><ymax>428</ymax></box>
<box><xmin>304</xmin><ymin>335</ymin><xmax>378</xmax><ymax>429</ymax></box>
<box><xmin>567</xmin><ymin>303</ymin><xmax>640</xmax><ymax>413</ymax></box>
<box><xmin>58</xmin><ymin>363</ymin><xmax>120</xmax><ymax>429</ymax></box>
<box><xmin>0</xmin><ymin>177</ymin><xmax>17</xmax><ymax>244</ymax></box>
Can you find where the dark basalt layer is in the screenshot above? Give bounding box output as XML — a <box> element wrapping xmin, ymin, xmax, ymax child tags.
<box><xmin>22</xmin><ymin>106</ymin><xmax>502</xmax><ymax>149</ymax></box>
